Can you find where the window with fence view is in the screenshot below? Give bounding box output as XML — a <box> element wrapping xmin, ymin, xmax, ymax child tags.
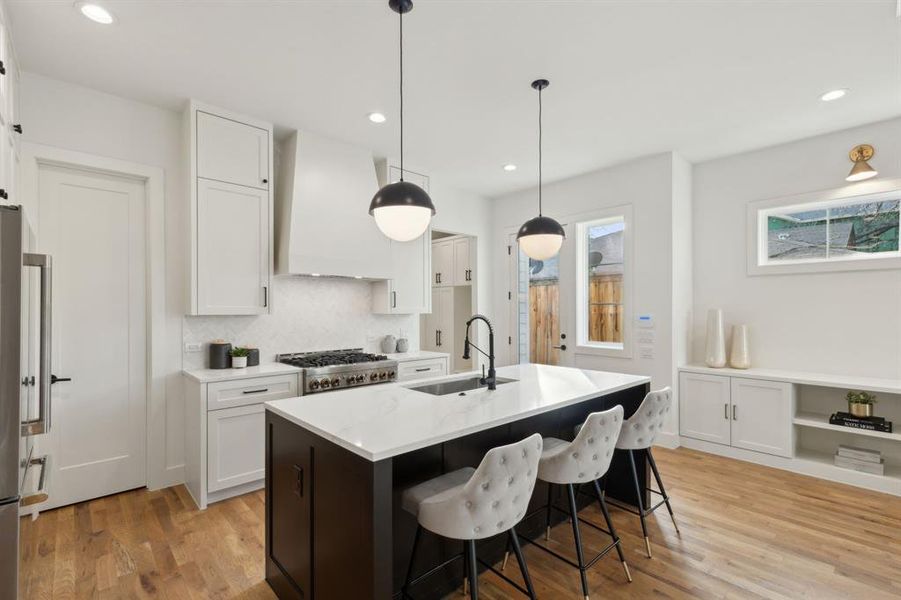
<box><xmin>584</xmin><ymin>219</ymin><xmax>624</xmax><ymax>345</ymax></box>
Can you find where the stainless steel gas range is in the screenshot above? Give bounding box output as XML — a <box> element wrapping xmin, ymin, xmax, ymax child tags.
<box><xmin>277</xmin><ymin>349</ymin><xmax>398</xmax><ymax>395</ymax></box>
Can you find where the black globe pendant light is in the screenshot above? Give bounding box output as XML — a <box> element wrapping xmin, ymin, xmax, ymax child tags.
<box><xmin>516</xmin><ymin>79</ymin><xmax>565</xmax><ymax>260</ymax></box>
<box><xmin>369</xmin><ymin>0</ymin><xmax>436</xmax><ymax>242</ymax></box>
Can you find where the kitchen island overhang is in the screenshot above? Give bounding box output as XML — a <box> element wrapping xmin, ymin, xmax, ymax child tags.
<box><xmin>264</xmin><ymin>364</ymin><xmax>652</xmax><ymax>600</ymax></box>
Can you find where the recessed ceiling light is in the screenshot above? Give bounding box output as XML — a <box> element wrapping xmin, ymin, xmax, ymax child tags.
<box><xmin>820</xmin><ymin>88</ymin><xmax>848</xmax><ymax>102</ymax></box>
<box><xmin>77</xmin><ymin>2</ymin><xmax>115</xmax><ymax>24</ymax></box>
<box><xmin>503</xmin><ymin>164</ymin><xmax>517</xmax><ymax>172</ymax></box>
<box><xmin>368</xmin><ymin>112</ymin><xmax>387</xmax><ymax>124</ymax></box>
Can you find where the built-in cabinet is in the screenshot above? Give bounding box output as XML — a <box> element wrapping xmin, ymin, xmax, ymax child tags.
<box><xmin>679</xmin><ymin>371</ymin><xmax>794</xmax><ymax>458</ymax></box>
<box><xmin>372</xmin><ymin>229</ymin><xmax>431</xmax><ymax>314</ymax></box>
<box><xmin>433</xmin><ymin>236</ymin><xmax>474</xmax><ymax>287</ymax></box>
<box><xmin>188</xmin><ymin>102</ymin><xmax>273</xmax><ymax>315</ymax></box>
<box><xmin>422</xmin><ymin>287</ymin><xmax>454</xmax><ymax>352</ymax></box>
<box><xmin>392</xmin><ymin>353</ymin><xmax>450</xmax><ymax>382</ymax></box>
<box><xmin>184</xmin><ymin>369</ymin><xmax>300</xmax><ymax>509</ymax></box>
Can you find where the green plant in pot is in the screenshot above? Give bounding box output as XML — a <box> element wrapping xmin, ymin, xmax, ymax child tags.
<box><xmin>846</xmin><ymin>390</ymin><xmax>877</xmax><ymax>418</ymax></box>
<box><xmin>230</xmin><ymin>347</ymin><xmax>250</xmax><ymax>369</ymax></box>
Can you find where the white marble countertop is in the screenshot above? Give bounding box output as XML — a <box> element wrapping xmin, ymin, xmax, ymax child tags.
<box><xmin>183</xmin><ymin>362</ymin><xmax>302</xmax><ymax>384</ymax></box>
<box><xmin>385</xmin><ymin>351</ymin><xmax>450</xmax><ymax>362</ymax></box>
<box><xmin>680</xmin><ymin>364</ymin><xmax>901</xmax><ymax>395</ymax></box>
<box><xmin>266</xmin><ymin>364</ymin><xmax>650</xmax><ymax>461</ymax></box>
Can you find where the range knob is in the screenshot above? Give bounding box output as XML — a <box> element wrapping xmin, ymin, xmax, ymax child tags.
<box><xmin>319</xmin><ymin>378</ymin><xmax>331</xmax><ymax>389</ymax></box>
<box><xmin>330</xmin><ymin>377</ymin><xmax>340</xmax><ymax>387</ymax></box>
<box><xmin>370</xmin><ymin>373</ymin><xmax>379</xmax><ymax>382</ymax></box>
<box><xmin>356</xmin><ymin>374</ymin><xmax>365</xmax><ymax>383</ymax></box>
<box><xmin>388</xmin><ymin>370</ymin><xmax>396</xmax><ymax>379</ymax></box>
<box><xmin>346</xmin><ymin>376</ymin><xmax>356</xmax><ymax>385</ymax></box>
<box><xmin>309</xmin><ymin>380</ymin><xmax>320</xmax><ymax>390</ymax></box>
<box><xmin>379</xmin><ymin>371</ymin><xmax>387</xmax><ymax>380</ymax></box>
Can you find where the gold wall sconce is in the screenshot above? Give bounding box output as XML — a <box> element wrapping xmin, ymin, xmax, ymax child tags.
<box><xmin>846</xmin><ymin>144</ymin><xmax>878</xmax><ymax>182</ymax></box>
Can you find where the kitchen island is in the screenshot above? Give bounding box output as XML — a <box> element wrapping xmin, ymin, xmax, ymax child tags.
<box><xmin>264</xmin><ymin>363</ymin><xmax>651</xmax><ymax>600</ymax></box>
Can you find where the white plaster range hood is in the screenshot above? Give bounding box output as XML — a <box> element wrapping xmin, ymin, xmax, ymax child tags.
<box><xmin>275</xmin><ymin>130</ymin><xmax>392</xmax><ymax>279</ymax></box>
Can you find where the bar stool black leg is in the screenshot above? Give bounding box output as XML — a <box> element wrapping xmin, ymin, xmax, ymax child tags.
<box><xmin>544</xmin><ymin>481</ymin><xmax>553</xmax><ymax>540</ymax></box>
<box><xmin>627</xmin><ymin>449</ymin><xmax>652</xmax><ymax>558</ymax></box>
<box><xmin>402</xmin><ymin>525</ymin><xmax>423</xmax><ymax>597</ymax></box>
<box><xmin>593</xmin><ymin>479</ymin><xmax>632</xmax><ymax>583</ymax></box>
<box><xmin>647</xmin><ymin>448</ymin><xmax>680</xmax><ymax>536</ymax></box>
<box><xmin>509</xmin><ymin>527</ymin><xmax>537</xmax><ymax>599</ymax></box>
<box><xmin>465</xmin><ymin>540</ymin><xmax>479</xmax><ymax>600</ymax></box>
<box><xmin>566</xmin><ymin>484</ymin><xmax>590</xmax><ymax>600</ymax></box>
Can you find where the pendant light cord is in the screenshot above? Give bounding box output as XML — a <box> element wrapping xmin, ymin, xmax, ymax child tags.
<box><xmin>399</xmin><ymin>8</ymin><xmax>404</xmax><ymax>182</ymax></box>
<box><xmin>537</xmin><ymin>84</ymin><xmax>543</xmax><ymax>216</ymax></box>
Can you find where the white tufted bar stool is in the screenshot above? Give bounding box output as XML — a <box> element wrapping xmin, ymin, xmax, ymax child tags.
<box><xmin>506</xmin><ymin>406</ymin><xmax>630</xmax><ymax>600</ymax></box>
<box><xmin>615</xmin><ymin>386</ymin><xmax>679</xmax><ymax>558</ymax></box>
<box><xmin>400</xmin><ymin>434</ymin><xmax>542</xmax><ymax>599</ymax></box>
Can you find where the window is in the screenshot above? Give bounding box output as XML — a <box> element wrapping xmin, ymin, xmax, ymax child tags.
<box><xmin>749</xmin><ymin>184</ymin><xmax>901</xmax><ymax>275</ymax></box>
<box><xmin>576</xmin><ymin>210</ymin><xmax>631</xmax><ymax>356</ymax></box>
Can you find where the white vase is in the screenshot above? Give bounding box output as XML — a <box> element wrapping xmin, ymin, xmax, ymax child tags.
<box><xmin>231</xmin><ymin>356</ymin><xmax>248</xmax><ymax>369</ymax></box>
<box><xmin>705</xmin><ymin>309</ymin><xmax>726</xmax><ymax>368</ymax></box>
<box><xmin>730</xmin><ymin>325</ymin><xmax>751</xmax><ymax>369</ymax></box>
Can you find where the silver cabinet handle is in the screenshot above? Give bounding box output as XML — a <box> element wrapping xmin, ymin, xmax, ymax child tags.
<box><xmin>263</xmin><ymin>286</ymin><xmax>268</xmax><ymax>308</ymax></box>
<box><xmin>22</xmin><ymin>253</ymin><xmax>52</xmax><ymax>436</ymax></box>
<box><xmin>732</xmin><ymin>404</ymin><xmax>737</xmax><ymax>420</ymax></box>
<box><xmin>242</xmin><ymin>388</ymin><xmax>269</xmax><ymax>395</ymax></box>
<box><xmin>391</xmin><ymin>291</ymin><xmax>396</xmax><ymax>308</ymax></box>
<box><xmin>415</xmin><ymin>367</ymin><xmax>430</xmax><ymax>372</ymax></box>
<box><xmin>724</xmin><ymin>403</ymin><xmax>728</xmax><ymax>420</ymax></box>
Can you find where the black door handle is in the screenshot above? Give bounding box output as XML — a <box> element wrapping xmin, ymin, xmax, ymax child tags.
<box><xmin>552</xmin><ymin>345</ymin><xmax>567</xmax><ymax>351</ymax></box>
<box><xmin>50</xmin><ymin>375</ymin><xmax>72</xmax><ymax>384</ymax></box>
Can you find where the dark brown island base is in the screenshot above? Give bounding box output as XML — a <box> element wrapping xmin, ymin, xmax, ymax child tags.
<box><xmin>263</xmin><ymin>364</ymin><xmax>651</xmax><ymax>600</ymax></box>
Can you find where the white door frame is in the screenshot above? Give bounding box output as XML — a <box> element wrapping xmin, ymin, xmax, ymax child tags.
<box><xmin>20</xmin><ymin>142</ymin><xmax>170</xmax><ymax>498</ymax></box>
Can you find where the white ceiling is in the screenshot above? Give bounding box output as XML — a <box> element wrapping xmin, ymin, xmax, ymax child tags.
<box><xmin>8</xmin><ymin>1</ymin><xmax>901</xmax><ymax>197</ymax></box>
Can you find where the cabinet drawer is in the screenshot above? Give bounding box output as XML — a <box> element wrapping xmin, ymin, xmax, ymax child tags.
<box><xmin>207</xmin><ymin>374</ymin><xmax>298</xmax><ymax>411</ymax></box>
<box><xmin>398</xmin><ymin>358</ymin><xmax>447</xmax><ymax>382</ymax></box>
<box><xmin>207</xmin><ymin>404</ymin><xmax>264</xmax><ymax>492</ymax></box>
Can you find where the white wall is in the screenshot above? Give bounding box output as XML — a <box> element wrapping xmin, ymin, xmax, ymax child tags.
<box><xmin>692</xmin><ymin>117</ymin><xmax>901</xmax><ymax>379</ymax></box>
<box><xmin>21</xmin><ymin>72</ymin><xmax>498</xmax><ymax>490</ymax></box>
<box><xmin>21</xmin><ymin>72</ymin><xmax>188</xmax><ymax>488</ymax></box>
<box><xmin>492</xmin><ymin>152</ymin><xmax>682</xmax><ymax>442</ymax></box>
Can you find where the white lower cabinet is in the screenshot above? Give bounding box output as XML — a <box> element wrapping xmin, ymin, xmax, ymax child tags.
<box><xmin>184</xmin><ymin>370</ymin><xmax>300</xmax><ymax>509</ymax></box>
<box><xmin>730</xmin><ymin>377</ymin><xmax>794</xmax><ymax>458</ymax></box>
<box><xmin>207</xmin><ymin>404</ymin><xmax>265</xmax><ymax>493</ymax></box>
<box><xmin>679</xmin><ymin>372</ymin><xmax>794</xmax><ymax>458</ymax></box>
<box><xmin>679</xmin><ymin>372</ymin><xmax>732</xmax><ymax>445</ymax></box>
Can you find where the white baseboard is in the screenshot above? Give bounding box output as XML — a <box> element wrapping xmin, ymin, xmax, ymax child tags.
<box><xmin>149</xmin><ymin>464</ymin><xmax>185</xmax><ymax>491</ymax></box>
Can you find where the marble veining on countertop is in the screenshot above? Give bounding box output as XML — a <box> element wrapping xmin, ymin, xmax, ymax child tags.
<box><xmin>266</xmin><ymin>363</ymin><xmax>650</xmax><ymax>462</ymax></box>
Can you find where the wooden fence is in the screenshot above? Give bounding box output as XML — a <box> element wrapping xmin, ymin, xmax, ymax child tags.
<box><xmin>529</xmin><ymin>274</ymin><xmax>623</xmax><ymax>364</ymax></box>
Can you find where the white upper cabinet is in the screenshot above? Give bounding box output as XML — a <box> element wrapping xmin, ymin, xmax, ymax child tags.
<box><xmin>188</xmin><ymin>102</ymin><xmax>273</xmax><ymax>315</ymax></box>
<box><xmin>453</xmin><ymin>236</ymin><xmax>473</xmax><ymax>285</ymax></box>
<box><xmin>196</xmin><ymin>179</ymin><xmax>269</xmax><ymax>315</ymax></box>
<box><xmin>372</xmin><ymin>230</ymin><xmax>431</xmax><ymax>314</ymax></box>
<box><xmin>196</xmin><ymin>111</ymin><xmax>270</xmax><ymax>190</ymax></box>
<box><xmin>433</xmin><ymin>240</ymin><xmax>454</xmax><ymax>286</ymax></box>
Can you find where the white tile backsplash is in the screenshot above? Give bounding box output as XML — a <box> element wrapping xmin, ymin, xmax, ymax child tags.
<box><xmin>183</xmin><ymin>275</ymin><xmax>419</xmax><ymax>370</ymax></box>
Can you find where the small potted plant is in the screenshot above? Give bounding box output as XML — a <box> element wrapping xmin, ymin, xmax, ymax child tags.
<box><xmin>230</xmin><ymin>347</ymin><xmax>250</xmax><ymax>369</ymax></box>
<box><xmin>846</xmin><ymin>390</ymin><xmax>877</xmax><ymax>418</ymax></box>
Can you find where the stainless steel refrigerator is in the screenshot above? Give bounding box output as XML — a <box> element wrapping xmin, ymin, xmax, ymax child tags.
<box><xmin>1</xmin><ymin>204</ymin><xmax>51</xmax><ymax>598</ymax></box>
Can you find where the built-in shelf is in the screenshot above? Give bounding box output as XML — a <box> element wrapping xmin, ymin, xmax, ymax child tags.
<box><xmin>795</xmin><ymin>449</ymin><xmax>901</xmax><ymax>483</ymax></box>
<box><xmin>793</xmin><ymin>411</ymin><xmax>901</xmax><ymax>442</ymax></box>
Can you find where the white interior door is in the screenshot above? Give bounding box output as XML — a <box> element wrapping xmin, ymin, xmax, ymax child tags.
<box><xmin>38</xmin><ymin>163</ymin><xmax>147</xmax><ymax>509</ymax></box>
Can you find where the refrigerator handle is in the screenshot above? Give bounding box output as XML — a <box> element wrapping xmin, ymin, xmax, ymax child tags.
<box><xmin>21</xmin><ymin>253</ymin><xmax>52</xmax><ymax>436</ymax></box>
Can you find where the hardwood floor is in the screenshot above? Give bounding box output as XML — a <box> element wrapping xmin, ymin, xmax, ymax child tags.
<box><xmin>19</xmin><ymin>447</ymin><xmax>901</xmax><ymax>599</ymax></box>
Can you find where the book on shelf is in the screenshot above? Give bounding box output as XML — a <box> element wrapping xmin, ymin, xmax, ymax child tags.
<box><xmin>833</xmin><ymin>453</ymin><xmax>885</xmax><ymax>476</ymax></box>
<box><xmin>828</xmin><ymin>412</ymin><xmax>893</xmax><ymax>433</ymax></box>
<box><xmin>836</xmin><ymin>445</ymin><xmax>882</xmax><ymax>464</ymax></box>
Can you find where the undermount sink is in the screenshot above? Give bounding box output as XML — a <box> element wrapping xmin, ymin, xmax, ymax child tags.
<box><xmin>408</xmin><ymin>376</ymin><xmax>517</xmax><ymax>396</ymax></box>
